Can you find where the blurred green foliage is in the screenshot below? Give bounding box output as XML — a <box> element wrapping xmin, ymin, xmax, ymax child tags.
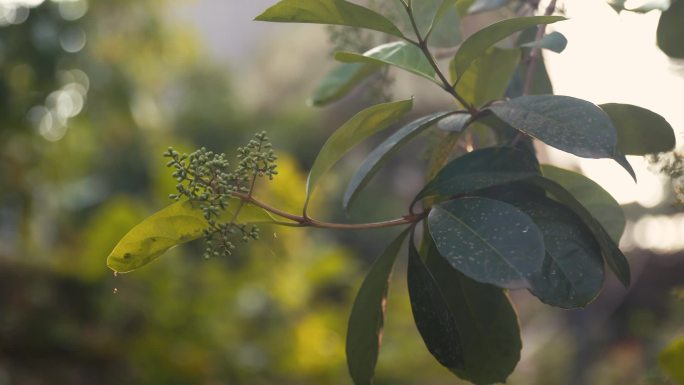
<box><xmin>1</xmin><ymin>1</ymin><xmax>684</xmax><ymax>384</ymax></box>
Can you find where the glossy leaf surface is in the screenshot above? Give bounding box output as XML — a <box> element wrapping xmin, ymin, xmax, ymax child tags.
<box><xmin>407</xmin><ymin>238</ymin><xmax>464</xmax><ymax>370</ymax></box>
<box><xmin>488</xmin><ymin>95</ymin><xmax>637</xmax><ymax>180</ymax></box>
<box><xmin>428</xmin><ymin>197</ymin><xmax>545</xmax><ymax>289</ymax></box>
<box><xmin>107</xmin><ymin>200</ymin><xmax>274</xmax><ymax>273</ymax></box>
<box><xmin>600</xmin><ymin>103</ymin><xmax>676</xmax><ymax>155</ymax></box>
<box><xmin>657</xmin><ymin>0</ymin><xmax>684</xmax><ymax>58</ymax></box>
<box><xmin>344</xmin><ymin>111</ymin><xmax>453</xmax><ymax>211</ymax></box>
<box><xmin>529</xmin><ymin>177</ymin><xmax>631</xmax><ymax>287</ymax></box>
<box><xmin>453</xmin><ymin>47</ymin><xmax>520</xmax><ymax>107</ymax></box>
<box><xmin>660</xmin><ymin>336</ymin><xmax>684</xmax><ymax>383</ymax></box>
<box><xmin>307</xmin><ymin>99</ymin><xmax>413</xmax><ymax>202</ymax></box>
<box><xmin>541</xmin><ymin>165</ymin><xmax>625</xmax><ymax>243</ymax></box>
<box><xmin>416</xmin><ymin>146</ymin><xmax>540</xmax><ymax>201</ymax></box>
<box><xmin>336</xmin><ymin>42</ymin><xmax>437</xmax><ymax>82</ymax></box>
<box><xmin>450</xmin><ymin>16</ymin><xmax>565</xmax><ymax>81</ymax></box>
<box><xmin>347</xmin><ymin>229</ymin><xmax>410</xmax><ymax>385</ymax></box>
<box><xmin>254</xmin><ymin>0</ymin><xmax>404</xmax><ymax>38</ymax></box>
<box><xmin>310</xmin><ymin>63</ymin><xmax>380</xmax><ymax>106</ymax></box>
<box><xmin>515</xmin><ymin>198</ymin><xmax>605</xmax><ymax>308</ymax></box>
<box><xmin>424</xmin><ymin>236</ymin><xmax>521</xmax><ymax>385</ymax></box>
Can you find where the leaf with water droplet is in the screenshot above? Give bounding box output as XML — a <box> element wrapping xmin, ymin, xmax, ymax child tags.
<box><xmin>427</xmin><ymin>197</ymin><xmax>545</xmax><ymax>289</ymax></box>
<box><xmin>487</xmin><ymin>95</ymin><xmax>637</xmax><ymax>181</ymax></box>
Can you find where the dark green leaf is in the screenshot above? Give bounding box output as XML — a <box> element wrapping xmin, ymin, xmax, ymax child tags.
<box><xmin>453</xmin><ymin>47</ymin><xmax>520</xmax><ymax>107</ymax></box>
<box><xmin>660</xmin><ymin>336</ymin><xmax>684</xmax><ymax>383</ymax></box>
<box><xmin>309</xmin><ymin>63</ymin><xmax>381</xmax><ymax>107</ymax></box>
<box><xmin>529</xmin><ymin>176</ymin><xmax>631</xmax><ymax>287</ymax></box>
<box><xmin>428</xmin><ymin>197</ymin><xmax>546</xmax><ymax>289</ymax></box>
<box><xmin>437</xmin><ymin>113</ymin><xmax>472</xmax><ymax>132</ymax></box>
<box><xmin>468</xmin><ymin>0</ymin><xmax>510</xmax><ymax>14</ymax></box>
<box><xmin>307</xmin><ymin>98</ymin><xmax>413</xmax><ymax>203</ymax></box>
<box><xmin>519</xmin><ymin>31</ymin><xmax>568</xmax><ymax>53</ymax></box>
<box><xmin>424</xmin><ymin>235</ymin><xmax>521</xmax><ymax>385</ymax></box>
<box><xmin>107</xmin><ymin>200</ymin><xmax>275</xmax><ymax>273</ymax></box>
<box><xmin>488</xmin><ymin>95</ymin><xmax>637</xmax><ymax>181</ymax></box>
<box><xmin>415</xmin><ymin>146</ymin><xmax>540</xmax><ymax>201</ymax></box>
<box><xmin>541</xmin><ymin>165</ymin><xmax>625</xmax><ymax>243</ymax></box>
<box><xmin>425</xmin><ymin>1</ymin><xmax>463</xmax><ymax>47</ymax></box>
<box><xmin>657</xmin><ymin>0</ymin><xmax>684</xmax><ymax>58</ymax></box>
<box><xmin>407</xmin><ymin>237</ymin><xmax>464</xmax><ymax>370</ymax></box>
<box><xmin>335</xmin><ymin>42</ymin><xmax>438</xmax><ymax>82</ymax></box>
<box><xmin>600</xmin><ymin>103</ymin><xmax>676</xmax><ymax>155</ymax></box>
<box><xmin>254</xmin><ymin>0</ymin><xmax>405</xmax><ymax>38</ymax></box>
<box><xmin>344</xmin><ymin>111</ymin><xmax>453</xmax><ymax>211</ymax></box>
<box><xmin>513</xmin><ymin>198</ymin><xmax>605</xmax><ymax>308</ymax></box>
<box><xmin>347</xmin><ymin>229</ymin><xmax>410</xmax><ymax>385</ymax></box>
<box><xmin>449</xmin><ymin>16</ymin><xmax>566</xmax><ymax>81</ymax></box>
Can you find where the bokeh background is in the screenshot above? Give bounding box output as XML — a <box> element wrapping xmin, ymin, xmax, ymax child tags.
<box><xmin>1</xmin><ymin>1</ymin><xmax>684</xmax><ymax>384</ymax></box>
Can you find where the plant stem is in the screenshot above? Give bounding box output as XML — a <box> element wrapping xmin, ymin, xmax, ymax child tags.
<box><xmin>233</xmin><ymin>192</ymin><xmax>427</xmax><ymax>230</ymax></box>
<box><xmin>401</xmin><ymin>1</ymin><xmax>479</xmax><ymax>115</ymax></box>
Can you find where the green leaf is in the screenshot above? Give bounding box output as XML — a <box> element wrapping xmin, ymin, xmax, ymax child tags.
<box><xmin>309</xmin><ymin>63</ymin><xmax>381</xmax><ymax>107</ymax></box>
<box><xmin>488</xmin><ymin>95</ymin><xmax>637</xmax><ymax>181</ymax></box>
<box><xmin>424</xmin><ymin>235</ymin><xmax>521</xmax><ymax>385</ymax></box>
<box><xmin>344</xmin><ymin>111</ymin><xmax>453</xmax><ymax>211</ymax></box>
<box><xmin>428</xmin><ymin>197</ymin><xmax>546</xmax><ymax>289</ymax></box>
<box><xmin>407</xmin><ymin>237</ymin><xmax>464</xmax><ymax>370</ymax></box>
<box><xmin>307</xmin><ymin>99</ymin><xmax>413</xmax><ymax>202</ymax></box>
<box><xmin>415</xmin><ymin>146</ymin><xmax>541</xmax><ymax>201</ymax></box>
<box><xmin>437</xmin><ymin>112</ymin><xmax>472</xmax><ymax>132</ymax></box>
<box><xmin>541</xmin><ymin>165</ymin><xmax>625</xmax><ymax>243</ymax></box>
<box><xmin>335</xmin><ymin>42</ymin><xmax>438</xmax><ymax>83</ymax></box>
<box><xmin>423</xmin><ymin>0</ymin><xmax>463</xmax><ymax>47</ymax></box>
<box><xmin>347</xmin><ymin>229</ymin><xmax>410</xmax><ymax>385</ymax></box>
<box><xmin>657</xmin><ymin>0</ymin><xmax>684</xmax><ymax>58</ymax></box>
<box><xmin>529</xmin><ymin>176</ymin><xmax>631</xmax><ymax>287</ymax></box>
<box><xmin>519</xmin><ymin>31</ymin><xmax>568</xmax><ymax>53</ymax></box>
<box><xmin>453</xmin><ymin>47</ymin><xmax>520</xmax><ymax>107</ymax></box>
<box><xmin>660</xmin><ymin>335</ymin><xmax>684</xmax><ymax>384</ymax></box>
<box><xmin>107</xmin><ymin>199</ymin><xmax>275</xmax><ymax>273</ymax></box>
<box><xmin>514</xmin><ymin>198</ymin><xmax>605</xmax><ymax>308</ymax></box>
<box><xmin>600</xmin><ymin>103</ymin><xmax>676</xmax><ymax>155</ymax></box>
<box><xmin>254</xmin><ymin>0</ymin><xmax>404</xmax><ymax>38</ymax></box>
<box><xmin>449</xmin><ymin>16</ymin><xmax>565</xmax><ymax>82</ymax></box>
<box><xmin>468</xmin><ymin>0</ymin><xmax>510</xmax><ymax>14</ymax></box>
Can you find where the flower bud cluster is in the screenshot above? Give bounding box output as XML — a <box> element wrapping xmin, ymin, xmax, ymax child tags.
<box><xmin>163</xmin><ymin>131</ymin><xmax>277</xmax><ymax>259</ymax></box>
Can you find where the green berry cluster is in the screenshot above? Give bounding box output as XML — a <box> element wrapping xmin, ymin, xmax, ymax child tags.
<box><xmin>163</xmin><ymin>131</ymin><xmax>278</xmax><ymax>259</ymax></box>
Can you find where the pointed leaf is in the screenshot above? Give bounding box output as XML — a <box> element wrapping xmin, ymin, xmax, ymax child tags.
<box><xmin>514</xmin><ymin>198</ymin><xmax>605</xmax><ymax>308</ymax></box>
<box><xmin>453</xmin><ymin>47</ymin><xmax>521</xmax><ymax>107</ymax></box>
<box><xmin>600</xmin><ymin>103</ymin><xmax>676</xmax><ymax>155</ymax></box>
<box><xmin>336</xmin><ymin>42</ymin><xmax>437</xmax><ymax>82</ymax></box>
<box><xmin>415</xmin><ymin>146</ymin><xmax>541</xmax><ymax>201</ymax></box>
<box><xmin>450</xmin><ymin>16</ymin><xmax>565</xmax><ymax>81</ymax></box>
<box><xmin>254</xmin><ymin>0</ymin><xmax>404</xmax><ymax>38</ymax></box>
<box><xmin>519</xmin><ymin>31</ymin><xmax>568</xmax><ymax>53</ymax></box>
<box><xmin>310</xmin><ymin>63</ymin><xmax>381</xmax><ymax>107</ymax></box>
<box><xmin>541</xmin><ymin>165</ymin><xmax>625</xmax><ymax>243</ymax></box>
<box><xmin>660</xmin><ymin>336</ymin><xmax>684</xmax><ymax>383</ymax></box>
<box><xmin>407</xmin><ymin>237</ymin><xmax>464</xmax><ymax>370</ymax></box>
<box><xmin>307</xmin><ymin>99</ymin><xmax>413</xmax><ymax>201</ymax></box>
<box><xmin>347</xmin><ymin>229</ymin><xmax>410</xmax><ymax>385</ymax></box>
<box><xmin>488</xmin><ymin>95</ymin><xmax>637</xmax><ymax>181</ymax></box>
<box><xmin>529</xmin><ymin>176</ymin><xmax>631</xmax><ymax>287</ymax></box>
<box><xmin>424</xmin><ymin>235</ymin><xmax>521</xmax><ymax>385</ymax></box>
<box><xmin>344</xmin><ymin>111</ymin><xmax>453</xmax><ymax>211</ymax></box>
<box><xmin>428</xmin><ymin>197</ymin><xmax>546</xmax><ymax>289</ymax></box>
<box><xmin>657</xmin><ymin>0</ymin><xmax>684</xmax><ymax>58</ymax></box>
<box><xmin>107</xmin><ymin>199</ymin><xmax>275</xmax><ymax>273</ymax></box>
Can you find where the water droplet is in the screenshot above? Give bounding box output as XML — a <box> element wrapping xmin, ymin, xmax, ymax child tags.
<box><xmin>273</xmin><ymin>232</ymin><xmax>278</xmax><ymax>239</ymax></box>
<box><xmin>113</xmin><ymin>288</ymin><xmax>118</xmax><ymax>294</ymax></box>
<box><xmin>113</xmin><ymin>271</ymin><xmax>118</xmax><ymax>277</ymax></box>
